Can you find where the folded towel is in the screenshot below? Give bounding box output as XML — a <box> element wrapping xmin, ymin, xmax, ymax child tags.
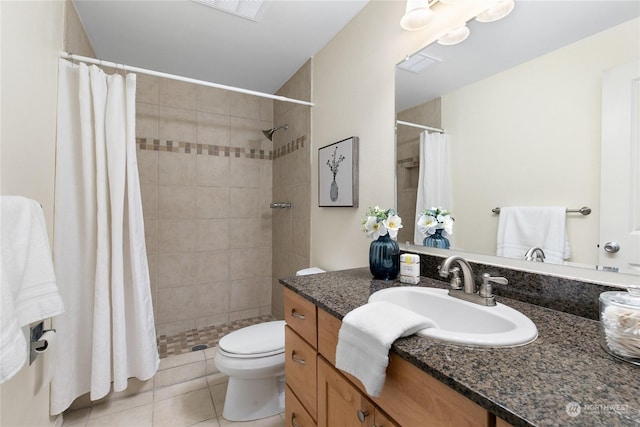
<box><xmin>496</xmin><ymin>206</ymin><xmax>571</xmax><ymax>263</ymax></box>
<box><xmin>0</xmin><ymin>196</ymin><xmax>64</xmax><ymax>384</ymax></box>
<box><xmin>335</xmin><ymin>301</ymin><xmax>436</xmax><ymax>397</ymax></box>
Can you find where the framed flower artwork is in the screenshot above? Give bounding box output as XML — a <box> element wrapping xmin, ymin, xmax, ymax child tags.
<box><xmin>318</xmin><ymin>136</ymin><xmax>359</xmax><ymax>207</ymax></box>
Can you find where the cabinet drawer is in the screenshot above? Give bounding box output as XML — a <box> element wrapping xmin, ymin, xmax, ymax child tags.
<box><xmin>284</xmin><ymin>288</ymin><xmax>317</xmax><ymax>348</ymax></box>
<box><xmin>285</xmin><ymin>384</ymin><xmax>317</xmax><ymax>427</ymax></box>
<box><xmin>285</xmin><ymin>326</ymin><xmax>317</xmax><ymax>421</ymax></box>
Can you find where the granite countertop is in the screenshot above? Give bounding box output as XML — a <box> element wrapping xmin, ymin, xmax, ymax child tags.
<box><xmin>280</xmin><ymin>268</ymin><xmax>640</xmax><ymax>427</ymax></box>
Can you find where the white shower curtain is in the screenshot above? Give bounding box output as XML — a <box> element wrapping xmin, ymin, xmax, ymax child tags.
<box><xmin>414</xmin><ymin>131</ymin><xmax>452</xmax><ymax>245</ymax></box>
<box><xmin>51</xmin><ymin>59</ymin><xmax>158</xmax><ymax>415</ymax></box>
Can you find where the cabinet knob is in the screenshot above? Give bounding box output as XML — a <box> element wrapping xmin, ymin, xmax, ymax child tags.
<box><xmin>291</xmin><ymin>413</ymin><xmax>301</xmax><ymax>427</ymax></box>
<box><xmin>291</xmin><ymin>309</ymin><xmax>306</xmax><ymax>320</ymax></box>
<box><xmin>356</xmin><ymin>409</ymin><xmax>369</xmax><ymax>422</ymax></box>
<box><xmin>291</xmin><ymin>351</ymin><xmax>306</xmax><ymax>365</ymax></box>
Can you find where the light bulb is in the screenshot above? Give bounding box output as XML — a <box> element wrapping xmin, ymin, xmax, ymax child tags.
<box><xmin>400</xmin><ymin>0</ymin><xmax>433</xmax><ymax>31</ymax></box>
<box><xmin>437</xmin><ymin>25</ymin><xmax>470</xmax><ymax>46</ymax></box>
<box><xmin>476</xmin><ymin>0</ymin><xmax>515</xmax><ymax>23</ymax></box>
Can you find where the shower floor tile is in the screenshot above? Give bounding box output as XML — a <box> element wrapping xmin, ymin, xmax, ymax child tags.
<box><xmin>156</xmin><ymin>315</ymin><xmax>276</xmax><ymax>359</ymax></box>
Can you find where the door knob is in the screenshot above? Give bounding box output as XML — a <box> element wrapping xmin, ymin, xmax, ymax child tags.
<box><xmin>604</xmin><ymin>241</ymin><xmax>620</xmax><ymax>253</ymax></box>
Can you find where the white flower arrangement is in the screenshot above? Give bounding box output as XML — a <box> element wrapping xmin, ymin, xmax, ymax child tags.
<box><xmin>417</xmin><ymin>207</ymin><xmax>454</xmax><ymax>237</ymax></box>
<box><xmin>361</xmin><ymin>206</ymin><xmax>403</xmax><ymax>240</ymax></box>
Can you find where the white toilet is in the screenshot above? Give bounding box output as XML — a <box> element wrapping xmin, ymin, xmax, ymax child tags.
<box><xmin>214</xmin><ymin>268</ymin><xmax>324</xmax><ymax>421</ymax></box>
<box><xmin>214</xmin><ymin>320</ymin><xmax>286</xmax><ymax>421</ymax></box>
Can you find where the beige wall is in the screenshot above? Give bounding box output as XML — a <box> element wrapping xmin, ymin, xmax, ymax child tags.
<box><xmin>271</xmin><ymin>61</ymin><xmax>312</xmax><ymax>319</ymax></box>
<box><xmin>0</xmin><ymin>1</ymin><xmax>65</xmax><ymax>426</ymax></box>
<box><xmin>443</xmin><ymin>17</ymin><xmax>640</xmax><ymax>265</ymax></box>
<box><xmin>135</xmin><ymin>75</ymin><xmax>274</xmax><ymax>336</ymax></box>
<box><xmin>310</xmin><ymin>0</ymin><xmax>488</xmax><ymax>271</ymax></box>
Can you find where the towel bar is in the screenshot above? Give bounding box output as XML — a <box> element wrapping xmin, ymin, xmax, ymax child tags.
<box><xmin>492</xmin><ymin>206</ymin><xmax>591</xmax><ymax>215</ymax></box>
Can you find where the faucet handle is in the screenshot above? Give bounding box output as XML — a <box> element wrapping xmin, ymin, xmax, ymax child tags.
<box><xmin>449</xmin><ymin>267</ymin><xmax>463</xmax><ymax>290</ymax></box>
<box><xmin>482</xmin><ymin>273</ymin><xmax>508</xmax><ymax>285</ymax></box>
<box><xmin>480</xmin><ymin>273</ymin><xmax>508</xmax><ymax>298</ymax></box>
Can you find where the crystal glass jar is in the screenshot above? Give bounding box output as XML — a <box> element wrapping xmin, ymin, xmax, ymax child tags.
<box><xmin>599</xmin><ymin>286</ymin><xmax>640</xmax><ymax>366</ymax></box>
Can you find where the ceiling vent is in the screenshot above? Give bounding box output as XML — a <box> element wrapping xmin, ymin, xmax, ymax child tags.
<box><xmin>398</xmin><ymin>52</ymin><xmax>442</xmax><ymax>73</ymax></box>
<box><xmin>191</xmin><ymin>0</ymin><xmax>268</xmax><ymax>22</ymax></box>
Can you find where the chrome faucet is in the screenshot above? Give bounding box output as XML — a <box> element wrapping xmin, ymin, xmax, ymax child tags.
<box><xmin>524</xmin><ymin>247</ymin><xmax>546</xmax><ymax>262</ymax></box>
<box><xmin>438</xmin><ymin>256</ymin><xmax>475</xmax><ymax>294</ymax></box>
<box><xmin>438</xmin><ymin>255</ymin><xmax>508</xmax><ymax>306</ymax></box>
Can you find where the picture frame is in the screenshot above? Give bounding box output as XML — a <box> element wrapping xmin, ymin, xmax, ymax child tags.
<box><xmin>318</xmin><ymin>136</ymin><xmax>359</xmax><ymax>207</ymax></box>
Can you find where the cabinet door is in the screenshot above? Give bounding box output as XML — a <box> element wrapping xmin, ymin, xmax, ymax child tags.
<box><xmin>374</xmin><ymin>408</ymin><xmax>399</xmax><ymax>427</ymax></box>
<box><xmin>317</xmin><ymin>356</ymin><xmax>375</xmax><ymax>427</ymax></box>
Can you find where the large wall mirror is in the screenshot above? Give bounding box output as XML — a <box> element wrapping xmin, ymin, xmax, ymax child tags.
<box><xmin>396</xmin><ymin>1</ymin><xmax>639</xmax><ymax>278</ymax></box>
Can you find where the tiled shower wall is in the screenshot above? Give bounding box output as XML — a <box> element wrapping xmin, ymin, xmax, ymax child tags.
<box><xmin>135</xmin><ymin>75</ymin><xmax>275</xmax><ymax>336</ymax></box>
<box><xmin>271</xmin><ymin>60</ymin><xmax>312</xmax><ymax>319</ymax></box>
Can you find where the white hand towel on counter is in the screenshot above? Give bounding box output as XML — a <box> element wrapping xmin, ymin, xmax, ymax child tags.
<box><xmin>0</xmin><ymin>196</ymin><xmax>64</xmax><ymax>384</ymax></box>
<box><xmin>335</xmin><ymin>301</ymin><xmax>436</xmax><ymax>397</ymax></box>
<box><xmin>496</xmin><ymin>206</ymin><xmax>571</xmax><ymax>263</ymax></box>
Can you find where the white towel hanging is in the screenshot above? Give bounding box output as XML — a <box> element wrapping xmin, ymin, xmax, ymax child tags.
<box><xmin>496</xmin><ymin>206</ymin><xmax>571</xmax><ymax>263</ymax></box>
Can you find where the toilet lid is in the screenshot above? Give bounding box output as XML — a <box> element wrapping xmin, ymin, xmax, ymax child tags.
<box><xmin>218</xmin><ymin>320</ymin><xmax>285</xmax><ymax>356</ymax></box>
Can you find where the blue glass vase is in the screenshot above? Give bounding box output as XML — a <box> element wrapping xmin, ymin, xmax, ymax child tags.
<box><xmin>423</xmin><ymin>229</ymin><xmax>450</xmax><ymax>249</ymax></box>
<box><xmin>369</xmin><ymin>234</ymin><xmax>400</xmax><ymax>280</ymax></box>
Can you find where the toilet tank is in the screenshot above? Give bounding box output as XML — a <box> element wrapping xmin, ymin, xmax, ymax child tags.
<box><xmin>296</xmin><ymin>267</ymin><xmax>325</xmax><ymax>276</ymax></box>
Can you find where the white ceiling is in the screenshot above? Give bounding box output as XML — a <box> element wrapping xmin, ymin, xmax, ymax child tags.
<box><xmin>396</xmin><ymin>1</ymin><xmax>640</xmax><ymax>111</ymax></box>
<box><xmin>73</xmin><ymin>0</ymin><xmax>639</xmax><ymax>109</ymax></box>
<box><xmin>72</xmin><ymin>0</ymin><xmax>370</xmax><ymax>96</ymax></box>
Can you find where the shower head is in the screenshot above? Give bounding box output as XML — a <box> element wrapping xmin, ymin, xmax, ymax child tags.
<box><xmin>262</xmin><ymin>124</ymin><xmax>288</xmax><ymax>141</ymax></box>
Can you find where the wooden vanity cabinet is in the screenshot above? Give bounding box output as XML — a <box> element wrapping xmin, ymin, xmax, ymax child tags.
<box><xmin>284</xmin><ymin>287</ymin><xmax>493</xmax><ymax>427</ymax></box>
<box><xmin>317</xmin><ymin>308</ymin><xmax>492</xmax><ymax>427</ymax></box>
<box><xmin>284</xmin><ymin>288</ymin><xmax>318</xmax><ymax>426</ymax></box>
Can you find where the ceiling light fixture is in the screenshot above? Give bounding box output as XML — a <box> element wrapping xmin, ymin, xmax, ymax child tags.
<box><xmin>400</xmin><ymin>0</ymin><xmax>516</xmax><ymax>47</ymax></box>
<box><xmin>400</xmin><ymin>0</ymin><xmax>433</xmax><ymax>31</ymax></box>
<box><xmin>476</xmin><ymin>0</ymin><xmax>515</xmax><ymax>23</ymax></box>
<box><xmin>437</xmin><ymin>24</ymin><xmax>470</xmax><ymax>46</ymax></box>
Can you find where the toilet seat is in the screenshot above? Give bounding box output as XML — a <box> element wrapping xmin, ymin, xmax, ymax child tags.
<box><xmin>218</xmin><ymin>320</ymin><xmax>285</xmax><ymax>359</ymax></box>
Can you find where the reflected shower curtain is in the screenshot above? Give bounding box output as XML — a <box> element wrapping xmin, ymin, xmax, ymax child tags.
<box><xmin>51</xmin><ymin>60</ymin><xmax>158</xmax><ymax>414</ymax></box>
<box><xmin>414</xmin><ymin>131</ymin><xmax>452</xmax><ymax>245</ymax></box>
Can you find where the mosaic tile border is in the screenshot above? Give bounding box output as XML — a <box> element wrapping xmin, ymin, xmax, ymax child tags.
<box><xmin>397</xmin><ymin>156</ymin><xmax>419</xmax><ymax>168</ymax></box>
<box><xmin>136</xmin><ymin>135</ymin><xmax>309</xmax><ymax>161</ymax></box>
<box><xmin>156</xmin><ymin>314</ymin><xmax>276</xmax><ymax>358</ymax></box>
<box><xmin>136</xmin><ymin>137</ymin><xmax>273</xmax><ymax>160</ymax></box>
<box><xmin>273</xmin><ymin>135</ymin><xmax>307</xmax><ymax>160</ymax></box>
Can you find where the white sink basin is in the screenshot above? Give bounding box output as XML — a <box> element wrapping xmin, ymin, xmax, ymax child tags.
<box><xmin>368</xmin><ymin>287</ymin><xmax>537</xmax><ymax>347</ymax></box>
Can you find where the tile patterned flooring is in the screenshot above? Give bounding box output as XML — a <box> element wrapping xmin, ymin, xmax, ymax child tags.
<box><xmin>157</xmin><ymin>315</ymin><xmax>275</xmax><ymax>358</ymax></box>
<box><xmin>62</xmin><ymin>316</ymin><xmax>284</xmax><ymax>427</ymax></box>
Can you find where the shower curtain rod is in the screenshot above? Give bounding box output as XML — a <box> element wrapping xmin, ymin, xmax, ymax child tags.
<box><xmin>61</xmin><ymin>52</ymin><xmax>315</xmax><ymax>107</ymax></box>
<box><xmin>396</xmin><ymin>120</ymin><xmax>444</xmax><ymax>133</ymax></box>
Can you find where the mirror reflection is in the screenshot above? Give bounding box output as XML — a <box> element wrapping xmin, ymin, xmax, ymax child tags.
<box><xmin>396</xmin><ymin>1</ymin><xmax>639</xmax><ymax>275</ymax></box>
